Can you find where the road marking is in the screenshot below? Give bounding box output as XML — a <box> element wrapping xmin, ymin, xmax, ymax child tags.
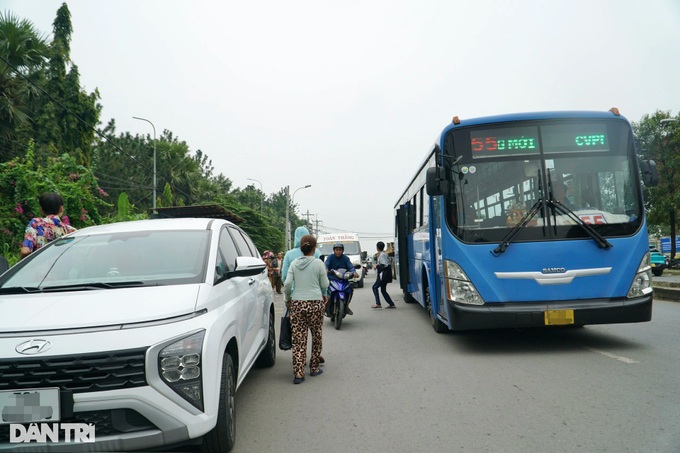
<box><xmin>584</xmin><ymin>347</ymin><xmax>638</xmax><ymax>364</ymax></box>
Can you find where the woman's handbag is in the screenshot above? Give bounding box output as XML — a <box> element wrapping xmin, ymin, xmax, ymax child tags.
<box><xmin>383</xmin><ymin>265</ymin><xmax>393</xmax><ymax>283</ymax></box>
<box><xmin>278</xmin><ymin>309</ymin><xmax>292</xmax><ymax>350</ymax></box>
<box><xmin>378</xmin><ymin>264</ymin><xmax>393</xmax><ymax>284</ymax></box>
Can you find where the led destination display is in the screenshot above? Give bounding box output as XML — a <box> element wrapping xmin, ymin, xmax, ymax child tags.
<box><xmin>469</xmin><ymin>123</ymin><xmax>610</xmax><ymax>158</ymax></box>
<box><xmin>470</xmin><ymin>126</ymin><xmax>539</xmax><ymax>158</ymax></box>
<box><xmin>541</xmin><ymin>123</ymin><xmax>609</xmax><ymax>153</ymax></box>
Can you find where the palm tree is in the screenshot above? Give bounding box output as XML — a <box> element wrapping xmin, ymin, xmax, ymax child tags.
<box><xmin>0</xmin><ymin>11</ymin><xmax>49</xmax><ymax>144</ymax></box>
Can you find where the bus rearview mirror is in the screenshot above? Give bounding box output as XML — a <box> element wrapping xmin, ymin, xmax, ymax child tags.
<box><xmin>640</xmin><ymin>160</ymin><xmax>659</xmax><ymax>187</ymax></box>
<box><xmin>426</xmin><ymin>167</ymin><xmax>447</xmax><ymax>196</ymax></box>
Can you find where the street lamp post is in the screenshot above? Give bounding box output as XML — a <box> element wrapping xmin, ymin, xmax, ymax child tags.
<box><xmin>132</xmin><ymin>116</ymin><xmax>157</xmax><ymax>210</ymax></box>
<box><xmin>285</xmin><ymin>184</ymin><xmax>311</xmax><ymax>250</ymax></box>
<box><xmin>246</xmin><ymin>178</ymin><xmax>263</xmax><ymax>213</ymax></box>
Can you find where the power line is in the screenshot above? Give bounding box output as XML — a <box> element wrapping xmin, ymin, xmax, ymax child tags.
<box><xmin>319</xmin><ymin>224</ymin><xmax>393</xmax><ymax>237</ymax></box>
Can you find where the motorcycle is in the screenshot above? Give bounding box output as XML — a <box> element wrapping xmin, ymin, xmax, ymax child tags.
<box><xmin>327</xmin><ymin>268</ymin><xmax>354</xmax><ymax>330</ymax></box>
<box><xmin>361</xmin><ymin>261</ymin><xmax>369</xmax><ymax>279</ymax></box>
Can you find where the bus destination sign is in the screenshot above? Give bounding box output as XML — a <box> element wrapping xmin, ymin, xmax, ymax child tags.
<box><xmin>541</xmin><ymin>123</ymin><xmax>609</xmax><ymax>153</ymax></box>
<box><xmin>470</xmin><ymin>126</ymin><xmax>539</xmax><ymax>159</ymax></box>
<box><xmin>469</xmin><ymin>123</ymin><xmax>610</xmax><ymax>158</ymax></box>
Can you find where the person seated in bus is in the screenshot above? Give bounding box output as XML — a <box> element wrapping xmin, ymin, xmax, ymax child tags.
<box><xmin>325</xmin><ymin>243</ymin><xmax>358</xmax><ymax>315</ymax></box>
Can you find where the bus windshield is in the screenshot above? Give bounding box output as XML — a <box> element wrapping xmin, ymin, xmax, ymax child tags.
<box><xmin>443</xmin><ymin>119</ymin><xmax>641</xmax><ymax>243</ymax></box>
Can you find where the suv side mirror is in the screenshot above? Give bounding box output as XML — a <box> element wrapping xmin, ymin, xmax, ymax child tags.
<box><xmin>640</xmin><ymin>160</ymin><xmax>659</xmax><ymax>187</ymax></box>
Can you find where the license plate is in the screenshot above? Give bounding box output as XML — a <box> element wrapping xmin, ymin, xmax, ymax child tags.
<box><xmin>544</xmin><ymin>309</ymin><xmax>575</xmax><ymax>326</ymax></box>
<box><xmin>0</xmin><ymin>388</ymin><xmax>60</xmax><ymax>425</ymax></box>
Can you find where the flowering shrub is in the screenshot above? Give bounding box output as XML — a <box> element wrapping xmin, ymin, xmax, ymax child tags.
<box><xmin>0</xmin><ymin>141</ymin><xmax>111</xmax><ymax>264</ymax></box>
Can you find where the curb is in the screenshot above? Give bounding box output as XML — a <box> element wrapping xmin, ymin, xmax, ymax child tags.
<box><xmin>652</xmin><ymin>286</ymin><xmax>680</xmax><ymax>302</ymax></box>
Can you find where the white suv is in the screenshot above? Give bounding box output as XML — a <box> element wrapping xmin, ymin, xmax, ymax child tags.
<box><xmin>0</xmin><ymin>218</ymin><xmax>276</xmax><ymax>452</ymax></box>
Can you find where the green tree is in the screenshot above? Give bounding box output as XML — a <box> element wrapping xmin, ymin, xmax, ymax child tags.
<box><xmin>633</xmin><ymin>111</ymin><xmax>680</xmax><ymax>259</ymax></box>
<box><xmin>24</xmin><ymin>3</ymin><xmax>101</xmax><ymax>167</ymax></box>
<box><xmin>92</xmin><ymin>120</ymin><xmax>158</xmax><ymax>215</ymax></box>
<box><xmin>0</xmin><ymin>11</ymin><xmax>49</xmax><ymax>148</ymax></box>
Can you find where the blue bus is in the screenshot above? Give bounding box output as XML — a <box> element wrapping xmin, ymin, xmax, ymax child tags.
<box><xmin>394</xmin><ymin>109</ymin><xmax>659</xmax><ymax>332</ymax></box>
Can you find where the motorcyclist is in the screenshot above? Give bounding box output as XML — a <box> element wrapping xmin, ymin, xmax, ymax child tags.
<box><xmin>325</xmin><ymin>243</ymin><xmax>358</xmax><ymax>316</ymax></box>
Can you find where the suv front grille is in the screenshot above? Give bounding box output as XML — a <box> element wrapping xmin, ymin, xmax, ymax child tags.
<box><xmin>0</xmin><ymin>348</ymin><xmax>147</xmax><ymax>393</ymax></box>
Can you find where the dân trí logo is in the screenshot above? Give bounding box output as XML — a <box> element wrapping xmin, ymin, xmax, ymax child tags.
<box><xmin>10</xmin><ymin>423</ymin><xmax>95</xmax><ymax>443</ymax></box>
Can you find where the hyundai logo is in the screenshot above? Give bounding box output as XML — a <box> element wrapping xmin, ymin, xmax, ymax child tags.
<box><xmin>542</xmin><ymin>267</ymin><xmax>566</xmax><ymax>274</ymax></box>
<box><xmin>16</xmin><ymin>339</ymin><xmax>53</xmax><ymax>355</ymax></box>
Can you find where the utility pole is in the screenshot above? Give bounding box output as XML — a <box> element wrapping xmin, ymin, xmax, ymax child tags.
<box><xmin>285</xmin><ymin>185</ymin><xmax>290</xmax><ymax>251</ymax></box>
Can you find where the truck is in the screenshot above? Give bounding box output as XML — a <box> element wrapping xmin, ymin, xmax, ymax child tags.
<box><xmin>317</xmin><ymin>232</ymin><xmax>366</xmax><ymax>288</ymax></box>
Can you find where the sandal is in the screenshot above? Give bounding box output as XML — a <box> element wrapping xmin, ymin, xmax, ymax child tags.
<box><xmin>310</xmin><ymin>369</ymin><xmax>324</xmax><ymax>377</ymax></box>
<box><xmin>371</xmin><ymin>304</ymin><xmax>382</xmax><ymax>308</ymax></box>
<box><xmin>385</xmin><ymin>304</ymin><xmax>396</xmax><ymax>309</ymax></box>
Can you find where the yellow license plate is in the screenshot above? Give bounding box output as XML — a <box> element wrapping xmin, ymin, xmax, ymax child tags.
<box><xmin>544</xmin><ymin>309</ymin><xmax>575</xmax><ymax>326</ymax></box>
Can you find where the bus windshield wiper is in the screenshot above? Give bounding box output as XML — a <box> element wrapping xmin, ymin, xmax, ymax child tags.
<box><xmin>492</xmin><ymin>200</ymin><xmax>544</xmax><ymax>256</ymax></box>
<box><xmin>549</xmin><ymin>200</ymin><xmax>613</xmax><ymax>249</ymax></box>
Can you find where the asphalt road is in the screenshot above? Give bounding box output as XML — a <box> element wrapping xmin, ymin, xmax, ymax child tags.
<box><xmin>226</xmin><ymin>274</ymin><xmax>680</xmax><ymax>453</ymax></box>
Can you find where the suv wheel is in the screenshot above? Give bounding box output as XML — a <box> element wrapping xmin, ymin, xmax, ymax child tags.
<box><xmin>256</xmin><ymin>311</ymin><xmax>276</xmax><ymax>367</ymax></box>
<box><xmin>203</xmin><ymin>353</ymin><xmax>235</xmax><ymax>452</ymax></box>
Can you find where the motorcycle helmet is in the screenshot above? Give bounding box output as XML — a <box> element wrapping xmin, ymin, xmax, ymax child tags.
<box><xmin>333</xmin><ymin>243</ymin><xmax>344</xmax><ymax>251</ymax></box>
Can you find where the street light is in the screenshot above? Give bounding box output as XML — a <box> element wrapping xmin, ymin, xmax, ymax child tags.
<box><xmin>285</xmin><ymin>184</ymin><xmax>311</xmax><ymax>250</ymax></box>
<box><xmin>246</xmin><ymin>178</ymin><xmax>263</xmax><ymax>213</ymax></box>
<box><xmin>132</xmin><ymin>116</ymin><xmax>157</xmax><ymax>210</ymax></box>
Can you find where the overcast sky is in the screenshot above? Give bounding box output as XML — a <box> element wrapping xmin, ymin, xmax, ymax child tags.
<box><xmin>6</xmin><ymin>0</ymin><xmax>680</xmax><ymax>249</ymax></box>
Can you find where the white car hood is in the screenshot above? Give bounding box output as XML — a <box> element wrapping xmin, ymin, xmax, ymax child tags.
<box><xmin>0</xmin><ymin>285</ymin><xmax>200</xmax><ymax>332</ymax></box>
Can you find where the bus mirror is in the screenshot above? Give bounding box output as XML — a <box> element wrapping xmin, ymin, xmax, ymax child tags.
<box><xmin>640</xmin><ymin>160</ymin><xmax>659</xmax><ymax>187</ymax></box>
<box><xmin>426</xmin><ymin>167</ymin><xmax>446</xmax><ymax>196</ymax></box>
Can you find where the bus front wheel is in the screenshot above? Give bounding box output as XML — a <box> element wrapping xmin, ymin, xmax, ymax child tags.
<box><xmin>426</xmin><ymin>284</ymin><xmax>448</xmax><ymax>333</ymax></box>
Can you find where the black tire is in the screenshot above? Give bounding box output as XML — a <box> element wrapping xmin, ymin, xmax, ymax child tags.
<box><xmin>335</xmin><ymin>298</ymin><xmax>344</xmax><ymax>330</ymax></box>
<box><xmin>202</xmin><ymin>353</ymin><xmax>236</xmax><ymax>452</ymax></box>
<box><xmin>255</xmin><ymin>310</ymin><xmax>276</xmax><ymax>368</ymax></box>
<box><xmin>426</xmin><ymin>284</ymin><xmax>448</xmax><ymax>333</ymax></box>
<box><xmin>403</xmin><ymin>291</ymin><xmax>417</xmax><ymax>304</ymax></box>
<box><xmin>652</xmin><ymin>268</ymin><xmax>663</xmax><ymax>277</ymax></box>
<box><xmin>357</xmin><ymin>276</ymin><xmax>364</xmax><ymax>288</ymax></box>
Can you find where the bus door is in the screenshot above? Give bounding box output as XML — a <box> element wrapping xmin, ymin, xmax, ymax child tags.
<box><xmin>396</xmin><ymin>205</ymin><xmax>410</xmax><ymax>292</ymax></box>
<box><xmin>431</xmin><ymin>195</ymin><xmax>448</xmax><ymax>324</ymax></box>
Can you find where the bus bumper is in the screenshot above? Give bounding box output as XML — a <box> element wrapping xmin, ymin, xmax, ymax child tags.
<box><xmin>446</xmin><ymin>294</ymin><xmax>652</xmax><ymax>331</ymax></box>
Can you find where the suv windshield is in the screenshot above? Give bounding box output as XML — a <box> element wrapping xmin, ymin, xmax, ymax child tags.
<box><xmin>0</xmin><ymin>230</ymin><xmax>210</xmax><ymax>289</ymax></box>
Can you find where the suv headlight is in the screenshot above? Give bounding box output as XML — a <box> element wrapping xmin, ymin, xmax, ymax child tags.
<box><xmin>444</xmin><ymin>260</ymin><xmax>484</xmax><ymax>305</ymax></box>
<box><xmin>627</xmin><ymin>252</ymin><xmax>652</xmax><ymax>298</ymax></box>
<box><xmin>158</xmin><ymin>330</ymin><xmax>205</xmax><ymax>411</ymax></box>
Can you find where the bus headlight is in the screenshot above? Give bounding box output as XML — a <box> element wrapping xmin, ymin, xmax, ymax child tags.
<box><xmin>444</xmin><ymin>260</ymin><xmax>484</xmax><ymax>305</ymax></box>
<box><xmin>627</xmin><ymin>252</ymin><xmax>653</xmax><ymax>298</ymax></box>
<box><xmin>158</xmin><ymin>330</ymin><xmax>205</xmax><ymax>411</ymax></box>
